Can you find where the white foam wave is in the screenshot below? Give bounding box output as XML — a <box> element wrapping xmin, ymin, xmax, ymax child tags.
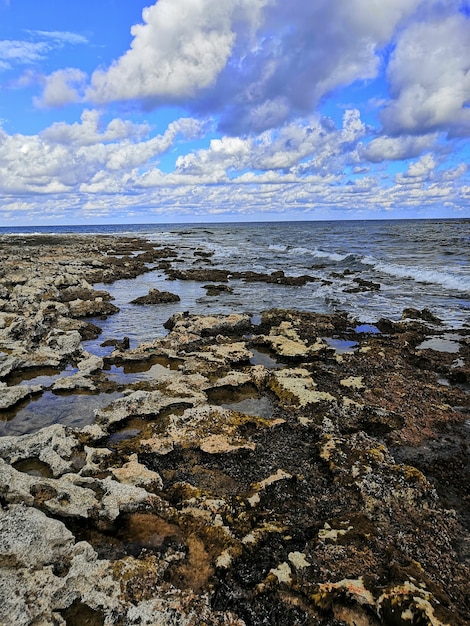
<box><xmin>290</xmin><ymin>247</ymin><xmax>347</xmax><ymax>262</ymax></box>
<box><xmin>268</xmin><ymin>244</ymin><xmax>288</xmax><ymax>252</ymax></box>
<box><xmin>361</xmin><ymin>257</ymin><xmax>470</xmax><ymax>292</ymax></box>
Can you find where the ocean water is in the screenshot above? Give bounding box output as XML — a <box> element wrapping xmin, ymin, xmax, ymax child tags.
<box><xmin>2</xmin><ymin>219</ymin><xmax>470</xmax><ymax>350</ymax></box>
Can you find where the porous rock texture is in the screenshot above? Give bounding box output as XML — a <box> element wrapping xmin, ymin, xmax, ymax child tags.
<box><xmin>0</xmin><ymin>235</ymin><xmax>469</xmax><ymax>626</ymax></box>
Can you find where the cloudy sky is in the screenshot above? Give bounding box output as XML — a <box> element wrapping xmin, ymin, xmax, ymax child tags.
<box><xmin>0</xmin><ymin>0</ymin><xmax>469</xmax><ymax>225</ymax></box>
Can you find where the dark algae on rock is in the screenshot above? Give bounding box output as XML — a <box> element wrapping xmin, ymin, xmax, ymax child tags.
<box><xmin>0</xmin><ymin>234</ymin><xmax>469</xmax><ymax>625</ymax></box>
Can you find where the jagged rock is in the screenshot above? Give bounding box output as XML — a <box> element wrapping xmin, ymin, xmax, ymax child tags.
<box><xmin>0</xmin><ymin>424</ymin><xmax>79</xmax><ymax>476</ymax></box>
<box><xmin>0</xmin><ymin>235</ymin><xmax>469</xmax><ymax>626</ymax></box>
<box><xmin>77</xmin><ymin>353</ymin><xmax>104</xmax><ymax>374</ymax></box>
<box><xmin>52</xmin><ymin>373</ymin><xmax>96</xmax><ymax>391</ymax></box>
<box><xmin>95</xmin><ymin>384</ymin><xmax>206</xmax><ymax>431</ymax></box>
<box><xmin>130</xmin><ymin>288</ymin><xmax>180</xmax><ymax>305</ymax></box>
<box><xmin>67</xmin><ymin>298</ymin><xmax>120</xmax><ymax>318</ymax></box>
<box><xmin>203</xmin><ymin>284</ymin><xmax>234</xmax><ymax>296</ymax></box>
<box><xmin>0</xmin><ymin>354</ymin><xmax>25</xmax><ymax>378</ymax></box>
<box><xmin>0</xmin><ymin>382</ymin><xmax>41</xmax><ymax>410</ymax></box>
<box><xmin>0</xmin><ymin>504</ymin><xmax>75</xmax><ymax>568</ymax></box>
<box><xmin>402</xmin><ymin>307</ymin><xmax>443</xmax><ymax>324</ymax></box>
<box><xmin>111</xmin><ymin>454</ymin><xmax>163</xmax><ymax>489</ymax></box>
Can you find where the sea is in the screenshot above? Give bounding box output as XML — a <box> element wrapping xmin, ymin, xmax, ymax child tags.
<box><xmin>1</xmin><ymin>218</ymin><xmax>470</xmax><ymax>351</ymax></box>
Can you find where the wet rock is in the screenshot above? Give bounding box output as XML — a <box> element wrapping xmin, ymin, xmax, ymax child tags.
<box><xmin>402</xmin><ymin>307</ymin><xmax>443</xmax><ymax>324</ymax></box>
<box><xmin>344</xmin><ymin>277</ymin><xmax>381</xmax><ymax>293</ymax></box>
<box><xmin>0</xmin><ymin>425</ymin><xmax>79</xmax><ymax>476</ymax></box>
<box><xmin>167</xmin><ymin>268</ymin><xmax>231</xmax><ymax>282</ymax></box>
<box><xmin>77</xmin><ymin>353</ymin><xmax>104</xmax><ymax>374</ymax></box>
<box><xmin>163</xmin><ymin>312</ymin><xmax>252</xmax><ymax>342</ymax></box>
<box><xmin>101</xmin><ymin>336</ymin><xmax>130</xmax><ymax>351</ymax></box>
<box><xmin>95</xmin><ymin>383</ymin><xmax>206</xmax><ymax>432</ymax></box>
<box><xmin>130</xmin><ymin>288</ymin><xmax>180</xmax><ymax>305</ymax></box>
<box><xmin>204</xmin><ymin>284</ymin><xmax>234</xmax><ymax>296</ymax></box>
<box><xmin>57</xmin><ymin>286</ymin><xmax>114</xmax><ymax>303</ymax></box>
<box><xmin>51</xmin><ymin>373</ymin><xmax>97</xmax><ymax>391</ymax></box>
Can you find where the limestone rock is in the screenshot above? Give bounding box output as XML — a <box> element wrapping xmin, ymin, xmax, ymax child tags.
<box><xmin>0</xmin><ymin>382</ymin><xmax>41</xmax><ymax>410</ymax></box>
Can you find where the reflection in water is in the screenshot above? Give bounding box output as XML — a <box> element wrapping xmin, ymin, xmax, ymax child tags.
<box><xmin>417</xmin><ymin>334</ymin><xmax>462</xmax><ymax>353</ymax></box>
<box><xmin>0</xmin><ymin>390</ymin><xmax>122</xmax><ymax>437</ymax></box>
<box><xmin>220</xmin><ymin>395</ymin><xmax>274</xmax><ymax>419</ymax></box>
<box><xmin>324</xmin><ymin>338</ymin><xmax>358</xmax><ymax>354</ymax></box>
<box><xmin>7</xmin><ymin>365</ymin><xmax>78</xmax><ymax>387</ymax></box>
<box><xmin>249</xmin><ymin>348</ymin><xmax>283</xmax><ymax>369</ymax></box>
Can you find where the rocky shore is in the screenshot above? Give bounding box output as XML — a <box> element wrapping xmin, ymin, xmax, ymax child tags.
<box><xmin>0</xmin><ymin>234</ymin><xmax>469</xmax><ymax>626</ymax></box>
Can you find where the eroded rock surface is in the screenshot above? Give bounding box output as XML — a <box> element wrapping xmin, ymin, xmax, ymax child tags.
<box><xmin>0</xmin><ymin>235</ymin><xmax>469</xmax><ymax>626</ymax></box>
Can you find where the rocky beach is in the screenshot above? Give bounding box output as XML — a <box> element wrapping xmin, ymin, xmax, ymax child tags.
<box><xmin>0</xmin><ymin>233</ymin><xmax>469</xmax><ymax>626</ymax></box>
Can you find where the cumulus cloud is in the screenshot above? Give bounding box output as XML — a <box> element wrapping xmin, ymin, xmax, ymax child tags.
<box><xmin>87</xmin><ymin>0</ymin><xmax>268</xmax><ymax>104</ymax></box>
<box><xmin>171</xmin><ymin>109</ymin><xmax>366</xmax><ymax>181</ymax></box>
<box><xmin>395</xmin><ymin>154</ymin><xmax>436</xmax><ymax>185</ymax></box>
<box><xmin>82</xmin><ymin>0</ymin><xmax>421</xmax><ymax>134</ymax></box>
<box><xmin>41</xmin><ymin>109</ymin><xmax>150</xmax><ymax>146</ymax></box>
<box><xmin>359</xmin><ymin>134</ymin><xmax>438</xmax><ymax>163</ymax></box>
<box><xmin>34</xmin><ymin>68</ymin><xmax>88</xmax><ymax>107</ymax></box>
<box><xmin>0</xmin><ymin>113</ymin><xmax>204</xmax><ymax>194</ymax></box>
<box><xmin>381</xmin><ymin>13</ymin><xmax>470</xmax><ymax>137</ymax></box>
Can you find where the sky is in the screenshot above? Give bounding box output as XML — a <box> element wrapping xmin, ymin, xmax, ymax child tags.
<box><xmin>0</xmin><ymin>0</ymin><xmax>469</xmax><ymax>225</ymax></box>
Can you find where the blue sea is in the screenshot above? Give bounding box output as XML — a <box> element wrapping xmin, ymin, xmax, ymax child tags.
<box><xmin>1</xmin><ymin>219</ymin><xmax>470</xmax><ymax>350</ymax></box>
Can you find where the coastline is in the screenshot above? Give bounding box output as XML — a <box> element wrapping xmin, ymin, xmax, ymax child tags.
<box><xmin>0</xmin><ymin>234</ymin><xmax>469</xmax><ymax>625</ymax></box>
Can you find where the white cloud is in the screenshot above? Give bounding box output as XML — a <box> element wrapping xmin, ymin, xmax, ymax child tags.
<box><xmin>441</xmin><ymin>163</ymin><xmax>467</xmax><ymax>181</ymax></box>
<box><xmin>0</xmin><ymin>112</ymin><xmax>204</xmax><ymax>194</ymax></box>
<box><xmin>0</xmin><ymin>40</ymin><xmax>50</xmax><ymax>70</ymax></box>
<box><xmin>360</xmin><ymin>134</ymin><xmax>438</xmax><ymax>163</ymax></box>
<box><xmin>27</xmin><ymin>30</ymin><xmax>88</xmax><ymax>46</ymax></box>
<box><xmin>41</xmin><ymin>109</ymin><xmax>150</xmax><ymax>146</ymax></box>
<box><xmin>395</xmin><ymin>154</ymin><xmax>436</xmax><ymax>185</ymax></box>
<box><xmin>381</xmin><ymin>13</ymin><xmax>470</xmax><ymax>137</ymax></box>
<box><xmin>79</xmin><ymin>0</ymin><xmax>422</xmax><ymax>134</ymax></box>
<box><xmin>34</xmin><ymin>68</ymin><xmax>88</xmax><ymax>107</ymax></box>
<box><xmin>87</xmin><ymin>0</ymin><xmax>269</xmax><ymax>103</ymax></box>
<box><xmin>0</xmin><ymin>30</ymin><xmax>88</xmax><ymax>73</ymax></box>
<box><xmin>172</xmin><ymin>109</ymin><xmax>367</xmax><ymax>181</ymax></box>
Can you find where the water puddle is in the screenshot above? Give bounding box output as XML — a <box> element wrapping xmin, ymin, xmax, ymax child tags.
<box><xmin>355</xmin><ymin>324</ymin><xmax>380</xmax><ymax>334</ymax></box>
<box><xmin>107</xmin><ymin>427</ymin><xmax>143</xmax><ymax>446</ymax></box>
<box><xmin>105</xmin><ymin>406</ymin><xmax>189</xmax><ymax>451</ymax></box>
<box><xmin>12</xmin><ymin>457</ymin><xmax>53</xmax><ymax>478</ymax></box>
<box><xmin>104</xmin><ymin>362</ymin><xmax>176</xmax><ymax>385</ymax></box>
<box><xmin>324</xmin><ymin>338</ymin><xmax>358</xmax><ymax>354</ymax></box>
<box><xmin>61</xmin><ymin>600</ymin><xmax>105</xmax><ymax>626</ymax></box>
<box><xmin>207</xmin><ymin>383</ymin><xmax>275</xmax><ymax>419</ymax></box>
<box><xmin>221</xmin><ymin>395</ymin><xmax>274</xmax><ymax>419</ymax></box>
<box><xmin>417</xmin><ymin>334</ymin><xmax>461</xmax><ymax>353</ymax></box>
<box><xmin>6</xmin><ymin>365</ymin><xmax>78</xmax><ymax>388</ymax></box>
<box><xmin>249</xmin><ymin>347</ymin><xmax>283</xmax><ymax>369</ymax></box>
<box><xmin>0</xmin><ymin>390</ymin><xmax>122</xmax><ymax>437</ymax></box>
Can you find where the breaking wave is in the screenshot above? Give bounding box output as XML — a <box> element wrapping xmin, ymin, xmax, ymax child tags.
<box><xmin>361</xmin><ymin>257</ymin><xmax>470</xmax><ymax>292</ymax></box>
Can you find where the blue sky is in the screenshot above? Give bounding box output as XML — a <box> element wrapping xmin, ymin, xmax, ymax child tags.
<box><xmin>0</xmin><ymin>0</ymin><xmax>469</xmax><ymax>225</ymax></box>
